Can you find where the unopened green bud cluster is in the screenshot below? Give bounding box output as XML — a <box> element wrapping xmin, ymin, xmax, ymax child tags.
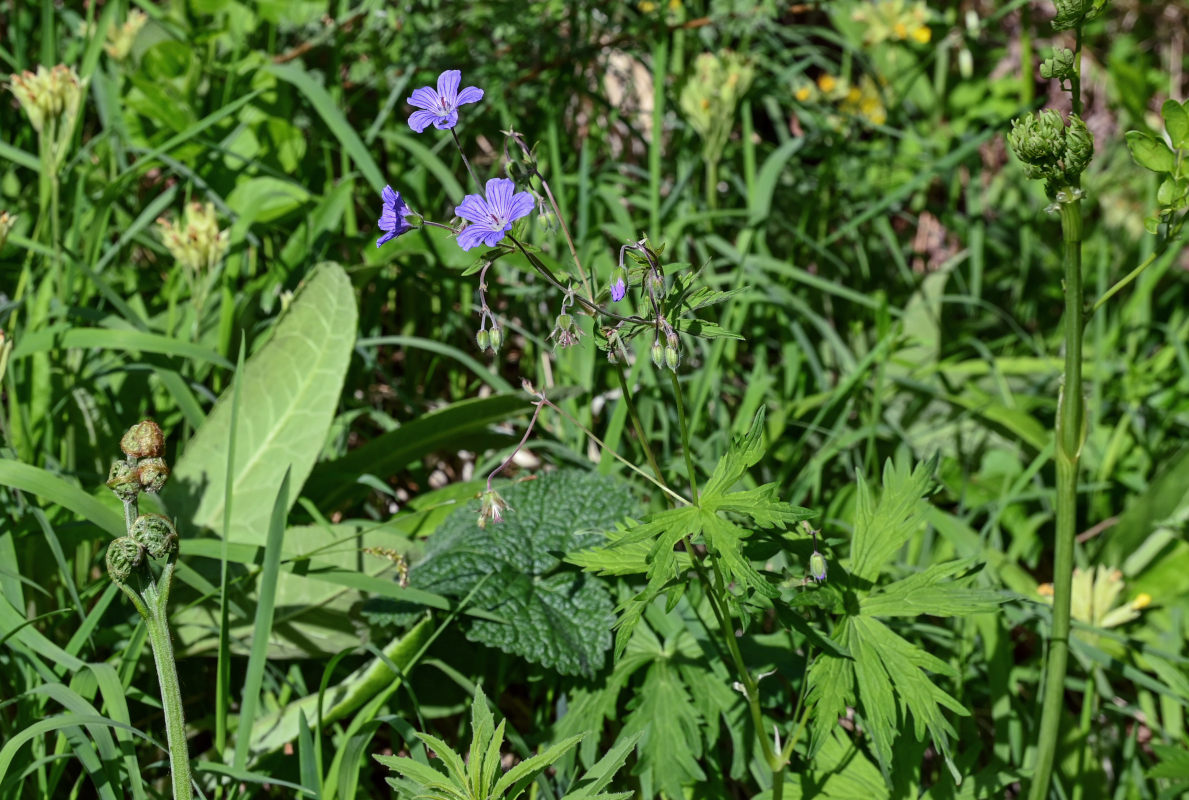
<box><xmin>1040</xmin><ymin>48</ymin><xmax>1075</xmax><ymax>81</ymax></box>
<box><xmin>476</xmin><ymin>323</ymin><xmax>503</xmax><ymax>353</ymax></box>
<box><xmin>1050</xmin><ymin>0</ymin><xmax>1107</xmax><ymax>31</ymax></box>
<box><xmin>105</xmin><ymin>420</ymin><xmax>179</xmax><ymax>583</ymax></box>
<box><xmin>679</xmin><ymin>51</ymin><xmax>755</xmax><ymax>164</ymax></box>
<box><xmin>1007</xmin><ymin>110</ymin><xmax>1094</xmax><ymax>197</ymax></box>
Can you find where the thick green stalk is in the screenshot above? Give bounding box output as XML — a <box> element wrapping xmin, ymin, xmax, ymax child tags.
<box><xmin>142</xmin><ymin>579</ymin><xmax>193</xmax><ymax>800</ymax></box>
<box><xmin>1028</xmin><ymin>197</ymin><xmax>1084</xmax><ymax>800</ymax></box>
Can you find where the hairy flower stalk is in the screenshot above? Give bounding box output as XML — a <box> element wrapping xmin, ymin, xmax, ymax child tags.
<box><xmin>1009</xmin><ymin>8</ymin><xmax>1097</xmax><ymax>796</ymax></box>
<box><xmin>104</xmin><ymin>421</ymin><xmax>192</xmax><ymax>800</ymax></box>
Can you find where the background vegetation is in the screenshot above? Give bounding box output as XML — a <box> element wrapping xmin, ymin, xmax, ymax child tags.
<box><xmin>2</xmin><ymin>0</ymin><xmax>1189</xmax><ymax>798</ymax></box>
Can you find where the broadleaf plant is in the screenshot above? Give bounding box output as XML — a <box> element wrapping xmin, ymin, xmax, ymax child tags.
<box><xmin>583</xmin><ymin>408</ymin><xmax>816</xmax><ymax>657</ymax></box>
<box><xmin>367</xmin><ymin>470</ymin><xmax>637</xmax><ymax>676</ymax></box>
<box><xmin>804</xmin><ymin>458</ymin><xmax>1006</xmax><ymax>783</ymax></box>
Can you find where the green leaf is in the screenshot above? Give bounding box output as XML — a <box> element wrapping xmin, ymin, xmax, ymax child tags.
<box><xmin>859</xmin><ymin>558</ymin><xmax>1006</xmax><ymax>618</ymax></box>
<box><xmin>410</xmin><ymin>471</ymin><xmax>636</xmax><ymax>676</ymax></box>
<box><xmin>701</xmin><ymin>513</ymin><xmax>778</xmax><ymax>598</ymax></box>
<box><xmin>621</xmin><ymin>660</ymin><xmax>706</xmax><ymax>798</ymax></box>
<box><xmin>226</xmin><ymin>176</ymin><xmax>312</xmax><ymax>224</ymax></box>
<box><xmin>1163</xmin><ymin>99</ymin><xmax>1189</xmax><ymax>149</ymax></box>
<box><xmin>1126</xmin><ymin>130</ymin><xmax>1177</xmax><ymax>174</ymax></box>
<box><xmin>567</xmin><ymin>525</ymin><xmax>693</xmax><ymax>576</ymax></box>
<box><xmin>703</xmin><ymin>483</ymin><xmax>815</xmax><ymax>529</ymax></box>
<box><xmin>267</xmin><ymin>62</ymin><xmax>386</xmax><ymax>193</ymax></box>
<box><xmin>169</xmin><ymin>263</ymin><xmax>357</xmax><ymax>546</ymax></box>
<box><xmin>490</xmin><ymin>735</ymin><xmax>584</xmax><ymax>798</ymax></box>
<box><xmin>560</xmin><ymin>731</ymin><xmax>642</xmax><ymax>800</ymax></box>
<box><xmin>848</xmin><ymin>458</ymin><xmax>935</xmax><ymax>582</ymax></box>
<box><xmin>703</xmin><ymin>407</ymin><xmax>769</xmax><ymax>497</ymax></box>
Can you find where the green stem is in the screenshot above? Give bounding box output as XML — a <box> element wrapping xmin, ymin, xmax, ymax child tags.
<box><xmin>612</xmin><ymin>361</ymin><xmax>665</xmax><ymax>485</ymax></box>
<box><xmin>668</xmin><ymin>372</ymin><xmax>699</xmax><ymax>506</ymax></box>
<box><xmin>1071</xmin><ymin>672</ymin><xmax>1097</xmax><ymax>800</ymax></box>
<box><xmin>142</xmin><ymin>567</ymin><xmax>192</xmax><ymax>800</ymax></box>
<box><xmin>1028</xmin><ymin>197</ymin><xmax>1084</xmax><ymax>800</ymax></box>
<box><xmin>705</xmin><ymin>158</ymin><xmax>718</xmax><ymax>212</ymax></box>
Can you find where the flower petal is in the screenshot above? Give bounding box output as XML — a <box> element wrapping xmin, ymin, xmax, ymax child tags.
<box><xmin>408</xmin><ymin>109</ymin><xmax>439</xmax><ymax>133</ymax></box>
<box><xmin>482</xmin><ymin>222</ymin><xmax>511</xmax><ymax>247</ymax></box>
<box><xmin>407</xmin><ymin>86</ymin><xmax>439</xmax><ymax>110</ymax></box>
<box><xmin>377</xmin><ymin>229</ymin><xmax>397</xmax><ymax>248</ymax></box>
<box><xmin>456</xmin><ymin>193</ymin><xmax>490</xmax><ymax>223</ymax></box>
<box><xmin>381</xmin><ymin>185</ymin><xmax>397</xmax><ymax>206</ymax></box>
<box><xmin>455</xmin><ymin>86</ymin><xmax>484</xmax><ymax>106</ymax></box>
<box><xmin>436</xmin><ymin>70</ymin><xmax>462</xmax><ymax>104</ymax></box>
<box><xmin>432</xmin><ymin>110</ymin><xmax>458</xmax><ymax>130</ymax></box>
<box><xmin>611</xmin><ymin>278</ymin><xmax>626</xmax><ymax>302</ymax></box>
<box><xmin>505</xmin><ymin>191</ymin><xmax>535</xmax><ymax>223</ymax></box>
<box><xmin>485</xmin><ymin>178</ymin><xmax>514</xmax><ymax>218</ymax></box>
<box><xmin>457</xmin><ymin>224</ymin><xmax>487</xmax><ymax>251</ymax></box>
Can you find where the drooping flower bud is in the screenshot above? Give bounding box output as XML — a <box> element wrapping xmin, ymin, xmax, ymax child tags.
<box><xmin>106</xmin><ymin>460</ymin><xmax>141</xmax><ymax>502</ymax></box>
<box><xmin>651</xmin><ymin>341</ymin><xmax>665</xmax><ymax>369</ymax></box>
<box><xmin>476</xmin><ymin>328</ymin><xmax>491</xmax><ymax>351</ymax></box>
<box><xmin>488</xmin><ymin>325</ymin><xmax>504</xmax><ymax>352</ymax></box>
<box><xmin>664</xmin><ymin>344</ymin><xmax>680</xmax><ymax>372</ymax></box>
<box><xmin>609</xmin><ymin>267</ymin><xmax>628</xmax><ymax>302</ymax></box>
<box><xmin>106</xmin><ymin>537</ymin><xmax>144</xmax><ymax>581</ymax></box>
<box><xmin>130</xmin><ymin>514</ymin><xmax>178</xmax><ymax>559</ymax></box>
<box><xmin>120</xmin><ymin>420</ymin><xmax>165</xmax><ymax>458</ymax></box>
<box><xmin>809</xmin><ymin>550</ymin><xmax>828</xmax><ymax>582</ymax></box>
<box><xmin>137</xmin><ymin>457</ymin><xmax>170</xmax><ymax>493</ymax></box>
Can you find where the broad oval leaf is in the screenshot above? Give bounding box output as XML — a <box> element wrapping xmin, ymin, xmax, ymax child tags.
<box><xmin>1163</xmin><ymin>98</ymin><xmax>1189</xmax><ymax>150</ymax></box>
<box><xmin>1126</xmin><ymin>130</ymin><xmax>1176</xmax><ymax>174</ymax></box>
<box><xmin>168</xmin><ymin>262</ymin><xmax>357</xmax><ymax>545</ymax></box>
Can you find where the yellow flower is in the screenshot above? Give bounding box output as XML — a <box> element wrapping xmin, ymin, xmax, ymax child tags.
<box><xmin>105</xmin><ymin>10</ymin><xmax>148</xmax><ymax>61</ymax></box>
<box><xmin>893</xmin><ymin>22</ymin><xmax>908</xmax><ymax>39</ymax></box>
<box><xmin>817</xmin><ymin>74</ymin><xmax>837</xmax><ymax>93</ymax></box>
<box><xmin>794</xmin><ymin>85</ymin><xmax>813</xmax><ymax>102</ymax></box>
<box><xmin>638</xmin><ymin>0</ymin><xmax>657</xmax><ymax>11</ymax></box>
<box><xmin>912</xmin><ymin>25</ymin><xmax>932</xmax><ymax>43</ymax></box>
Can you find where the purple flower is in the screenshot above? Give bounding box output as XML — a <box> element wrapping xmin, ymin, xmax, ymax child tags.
<box><xmin>455</xmin><ymin>178</ymin><xmax>534</xmax><ymax>251</ymax></box>
<box><xmin>610</xmin><ymin>267</ymin><xmax>627</xmax><ymax>302</ymax></box>
<box><xmin>377</xmin><ymin>185</ymin><xmax>414</xmax><ymax>248</ymax></box>
<box><xmin>407</xmin><ymin>70</ymin><xmax>484</xmax><ymax>133</ymax></box>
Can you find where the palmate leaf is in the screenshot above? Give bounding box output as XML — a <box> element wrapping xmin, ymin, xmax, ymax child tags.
<box><xmin>378</xmin><ymin>687</ymin><xmax>586</xmax><ymax>800</ymax></box>
<box><xmin>848</xmin><ymin>457</ymin><xmax>936</xmax><ymax>582</ymax></box>
<box><xmin>806</xmin><ymin>458</ymin><xmax>1006</xmax><ymax>784</ymax></box>
<box><xmin>620</xmin><ymin>640</ymin><xmax>707</xmax><ymax>798</ymax></box>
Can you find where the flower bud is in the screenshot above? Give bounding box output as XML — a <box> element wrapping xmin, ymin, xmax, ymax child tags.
<box><xmin>1040</xmin><ymin>47</ymin><xmax>1075</xmax><ymax>80</ymax></box>
<box><xmin>809</xmin><ymin>550</ymin><xmax>828</xmax><ymax>582</ymax></box>
<box><xmin>609</xmin><ymin>267</ymin><xmax>628</xmax><ymax>302</ymax></box>
<box><xmin>106</xmin><ymin>460</ymin><xmax>141</xmax><ymax>502</ymax></box>
<box><xmin>651</xmin><ymin>342</ymin><xmax>665</xmax><ymax>368</ymax></box>
<box><xmin>106</xmin><ymin>537</ymin><xmax>143</xmax><ymax>581</ymax></box>
<box><xmin>120</xmin><ymin>420</ymin><xmax>164</xmax><ymax>458</ymax></box>
<box><xmin>488</xmin><ymin>325</ymin><xmax>504</xmax><ymax>352</ymax></box>
<box><xmin>1051</xmin><ymin>0</ymin><xmax>1107</xmax><ymax>31</ymax></box>
<box><xmin>137</xmin><ymin>457</ymin><xmax>170</xmax><ymax>493</ymax></box>
<box><xmin>104</xmin><ymin>9</ymin><xmax>147</xmax><ymax>61</ymax></box>
<box><xmin>130</xmin><ymin>514</ymin><xmax>178</xmax><ymax>559</ymax></box>
<box><xmin>476</xmin><ymin>328</ymin><xmax>490</xmax><ymax>351</ymax></box>
<box><xmin>664</xmin><ymin>345</ymin><xmax>680</xmax><ymax>371</ymax></box>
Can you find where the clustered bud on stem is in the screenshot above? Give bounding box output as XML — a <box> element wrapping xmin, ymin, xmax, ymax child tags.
<box><xmin>105</xmin><ymin>420</ymin><xmax>179</xmax><ymax>584</ymax></box>
<box><xmin>1007</xmin><ymin>109</ymin><xmax>1094</xmax><ymax>198</ymax></box>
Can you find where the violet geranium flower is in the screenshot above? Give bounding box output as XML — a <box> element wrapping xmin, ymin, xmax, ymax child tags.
<box><xmin>455</xmin><ymin>178</ymin><xmax>534</xmax><ymax>251</ymax></box>
<box><xmin>377</xmin><ymin>185</ymin><xmax>414</xmax><ymax>248</ymax></box>
<box><xmin>407</xmin><ymin>70</ymin><xmax>484</xmax><ymax>133</ymax></box>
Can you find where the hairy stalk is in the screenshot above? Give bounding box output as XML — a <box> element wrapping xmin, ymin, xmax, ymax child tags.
<box><xmin>668</xmin><ymin>371</ymin><xmax>699</xmax><ymax>506</ymax></box>
<box><xmin>143</xmin><ymin>572</ymin><xmax>192</xmax><ymax>800</ymax></box>
<box><xmin>1029</xmin><ymin>195</ymin><xmax>1084</xmax><ymax>800</ymax></box>
<box><xmin>611</xmin><ymin>361</ymin><xmax>665</xmax><ymax>485</ymax></box>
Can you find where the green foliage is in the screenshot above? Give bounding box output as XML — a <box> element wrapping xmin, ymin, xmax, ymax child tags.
<box><xmin>382</xmin><ymin>471</ymin><xmax>637</xmax><ymax>676</ymax></box>
<box><xmin>805</xmin><ymin>459</ymin><xmax>1005</xmax><ymax>783</ymax></box>
<box><xmin>574</xmin><ymin>408</ymin><xmax>813</xmax><ymax>656</ymax></box>
<box><xmin>1126</xmin><ymin>99</ymin><xmax>1189</xmax><ymax>231</ymax></box>
<box><xmin>377</xmin><ymin>687</ymin><xmax>631</xmax><ymax>800</ymax></box>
